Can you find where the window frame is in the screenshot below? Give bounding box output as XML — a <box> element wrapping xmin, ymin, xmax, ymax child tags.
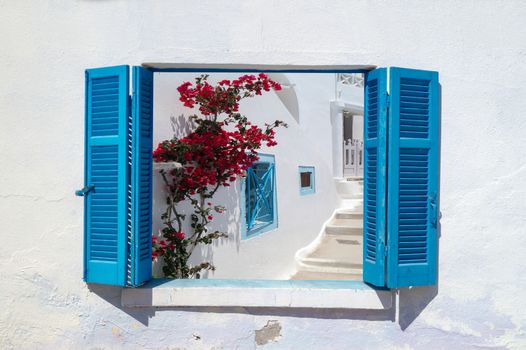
<box><xmin>96</xmin><ymin>65</ymin><xmax>373</xmax><ymax>289</ymax></box>
<box><xmin>299</xmin><ymin>166</ymin><xmax>315</xmax><ymax>195</ymax></box>
<box><xmin>240</xmin><ymin>153</ymin><xmax>278</xmax><ymax>240</ymax></box>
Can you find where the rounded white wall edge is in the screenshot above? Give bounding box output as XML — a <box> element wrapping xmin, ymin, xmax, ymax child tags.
<box><xmin>330</xmin><ymin>100</ymin><xmax>364</xmax><ymax>115</ymax></box>
<box><xmin>121</xmin><ymin>280</ymin><xmax>393</xmax><ymax>310</ymax></box>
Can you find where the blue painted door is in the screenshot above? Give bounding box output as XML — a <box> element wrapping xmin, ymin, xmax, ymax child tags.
<box><xmin>131</xmin><ymin>66</ymin><xmax>154</xmax><ymax>285</ymax></box>
<box><xmin>362</xmin><ymin>68</ymin><xmax>388</xmax><ymax>287</ymax></box>
<box><xmin>83</xmin><ymin>66</ymin><xmax>129</xmax><ymax>285</ymax></box>
<box><xmin>245</xmin><ymin>154</ymin><xmax>277</xmax><ymax>237</ymax></box>
<box><xmin>387</xmin><ymin>67</ymin><xmax>439</xmax><ymax>288</ymax></box>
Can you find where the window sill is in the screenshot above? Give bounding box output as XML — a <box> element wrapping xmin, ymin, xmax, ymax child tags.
<box><xmin>121</xmin><ymin>279</ymin><xmax>393</xmax><ymax>309</ymax></box>
<box><xmin>153</xmin><ymin>161</ymin><xmax>182</xmax><ymax>171</ymax></box>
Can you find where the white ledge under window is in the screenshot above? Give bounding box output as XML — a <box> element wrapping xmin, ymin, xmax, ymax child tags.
<box><xmin>153</xmin><ymin>161</ymin><xmax>182</xmax><ymax>171</ymax></box>
<box><xmin>121</xmin><ymin>279</ymin><xmax>393</xmax><ymax>309</ymax></box>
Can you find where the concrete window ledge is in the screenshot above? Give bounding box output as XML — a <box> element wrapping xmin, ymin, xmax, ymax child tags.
<box><xmin>121</xmin><ymin>279</ymin><xmax>393</xmax><ymax>309</ymax></box>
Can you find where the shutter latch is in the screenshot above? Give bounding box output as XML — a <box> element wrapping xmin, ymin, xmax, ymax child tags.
<box><xmin>75</xmin><ymin>185</ymin><xmax>95</xmax><ymax>197</ymax></box>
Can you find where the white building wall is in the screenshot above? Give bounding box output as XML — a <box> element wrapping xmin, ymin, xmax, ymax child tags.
<box><xmin>152</xmin><ymin>73</ymin><xmax>339</xmax><ymax>279</ymax></box>
<box><xmin>1</xmin><ymin>1</ymin><xmax>526</xmax><ymax>349</ymax></box>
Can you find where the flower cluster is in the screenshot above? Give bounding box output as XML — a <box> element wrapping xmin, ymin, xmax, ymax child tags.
<box><xmin>153</xmin><ymin>74</ymin><xmax>286</xmax><ymax>278</ymax></box>
<box><xmin>153</xmin><ymin>123</ymin><xmax>280</xmax><ymax>197</ymax></box>
<box><xmin>177</xmin><ymin>73</ymin><xmax>282</xmax><ymax>116</ymax></box>
<box><xmin>152</xmin><ymin>230</ymin><xmax>186</xmax><ymax>259</ymax></box>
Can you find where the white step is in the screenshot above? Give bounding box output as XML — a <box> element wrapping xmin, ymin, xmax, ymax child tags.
<box><xmin>336</xmin><ymin>179</ymin><xmax>363</xmax><ymax>199</ymax></box>
<box><xmin>302</xmin><ymin>256</ymin><xmax>361</xmax><ymax>268</ymax></box>
<box><xmin>307</xmin><ymin>235</ymin><xmax>362</xmax><ymax>260</ymax></box>
<box><xmin>345</xmin><ymin>176</ymin><xmax>363</xmax><ymax>181</ymax></box>
<box><xmin>339</xmin><ymin>198</ymin><xmax>363</xmax><ymax>211</ymax></box>
<box><xmin>291</xmin><ymin>179</ymin><xmax>365</xmax><ymax>281</ymax></box>
<box><xmin>335</xmin><ymin>209</ymin><xmax>363</xmax><ymax>220</ymax></box>
<box><xmin>299</xmin><ymin>235</ymin><xmax>363</xmax><ymax>271</ymax></box>
<box><xmin>300</xmin><ymin>257</ymin><xmax>362</xmax><ymax>272</ymax></box>
<box><xmin>325</xmin><ymin>218</ymin><xmax>362</xmax><ymax>236</ymax></box>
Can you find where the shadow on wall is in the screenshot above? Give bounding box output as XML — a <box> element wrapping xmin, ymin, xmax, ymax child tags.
<box><xmin>87</xmin><ymin>284</ymin><xmax>154</xmax><ymax>326</ymax></box>
<box><xmin>268</xmin><ymin>73</ymin><xmax>300</xmax><ymax>124</ymax></box>
<box><xmin>151</xmin><ymin>182</ymin><xmax>243</xmax><ymax>279</ymax></box>
<box><xmin>170</xmin><ymin>114</ymin><xmax>195</xmax><ymax>138</ymax></box>
<box><xmin>398</xmin><ymin>285</ymin><xmax>438</xmax><ymax>330</ymax></box>
<box><xmin>87</xmin><ymin>283</ymin><xmax>397</xmax><ymax>327</ymax></box>
<box><xmin>185</xmin><ymin>180</ymin><xmax>243</xmax><ymax>279</ymax></box>
<box><xmin>88</xmin><ymin>282</ymin><xmax>438</xmax><ymax>330</ymax></box>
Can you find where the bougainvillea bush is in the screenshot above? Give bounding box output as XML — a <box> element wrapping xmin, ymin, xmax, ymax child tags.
<box><xmin>152</xmin><ymin>73</ymin><xmax>286</xmax><ymax>278</ymax></box>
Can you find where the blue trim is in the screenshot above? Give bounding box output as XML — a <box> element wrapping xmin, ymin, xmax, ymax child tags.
<box><xmin>139</xmin><ymin>278</ymin><xmax>388</xmax><ymax>290</ymax></box>
<box><xmin>241</xmin><ymin>153</ymin><xmax>278</xmax><ymax>240</ymax></box>
<box><xmin>299</xmin><ymin>166</ymin><xmax>315</xmax><ymax>195</ymax></box>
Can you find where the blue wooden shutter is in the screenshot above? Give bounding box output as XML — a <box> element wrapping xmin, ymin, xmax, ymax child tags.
<box><xmin>245</xmin><ymin>154</ymin><xmax>277</xmax><ymax>237</ymax></box>
<box><xmin>131</xmin><ymin>66</ymin><xmax>153</xmax><ymax>285</ymax></box>
<box><xmin>387</xmin><ymin>67</ymin><xmax>439</xmax><ymax>287</ymax></box>
<box><xmin>83</xmin><ymin>66</ymin><xmax>129</xmax><ymax>285</ymax></box>
<box><xmin>363</xmin><ymin>68</ymin><xmax>388</xmax><ymax>287</ymax></box>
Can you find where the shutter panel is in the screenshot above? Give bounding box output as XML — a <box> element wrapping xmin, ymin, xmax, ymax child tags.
<box><xmin>247</xmin><ymin>164</ymin><xmax>274</xmax><ymax>230</ymax></box>
<box><xmin>131</xmin><ymin>66</ymin><xmax>153</xmax><ymax>285</ymax></box>
<box><xmin>245</xmin><ymin>154</ymin><xmax>277</xmax><ymax>237</ymax></box>
<box><xmin>387</xmin><ymin>67</ymin><xmax>439</xmax><ymax>288</ymax></box>
<box><xmin>83</xmin><ymin>66</ymin><xmax>129</xmax><ymax>285</ymax></box>
<box><xmin>363</xmin><ymin>68</ymin><xmax>388</xmax><ymax>287</ymax></box>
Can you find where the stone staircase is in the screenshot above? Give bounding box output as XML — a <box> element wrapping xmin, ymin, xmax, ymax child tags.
<box><xmin>291</xmin><ymin>178</ymin><xmax>363</xmax><ymax>280</ymax></box>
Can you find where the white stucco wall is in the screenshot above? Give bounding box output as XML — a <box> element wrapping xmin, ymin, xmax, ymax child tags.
<box><xmin>1</xmin><ymin>1</ymin><xmax>526</xmax><ymax>349</ymax></box>
<box><xmin>153</xmin><ymin>73</ymin><xmax>339</xmax><ymax>279</ymax></box>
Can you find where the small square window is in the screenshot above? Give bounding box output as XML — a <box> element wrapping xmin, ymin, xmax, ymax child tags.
<box><xmin>299</xmin><ymin>166</ymin><xmax>315</xmax><ymax>195</ymax></box>
<box><xmin>300</xmin><ymin>172</ymin><xmax>311</xmax><ymax>188</ymax></box>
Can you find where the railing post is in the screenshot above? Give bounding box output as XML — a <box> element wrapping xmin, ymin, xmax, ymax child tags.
<box><xmin>358</xmin><ymin>140</ymin><xmax>364</xmax><ymax>177</ymax></box>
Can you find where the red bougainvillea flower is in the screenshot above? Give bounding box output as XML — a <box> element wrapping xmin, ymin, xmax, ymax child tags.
<box><xmin>177</xmin><ymin>74</ymin><xmax>282</xmax><ymax>116</ymax></box>
<box><xmin>152</xmin><ymin>74</ymin><xmax>287</xmax><ymax>267</ymax></box>
<box><xmin>175</xmin><ymin>231</ymin><xmax>185</xmax><ymax>240</ymax></box>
